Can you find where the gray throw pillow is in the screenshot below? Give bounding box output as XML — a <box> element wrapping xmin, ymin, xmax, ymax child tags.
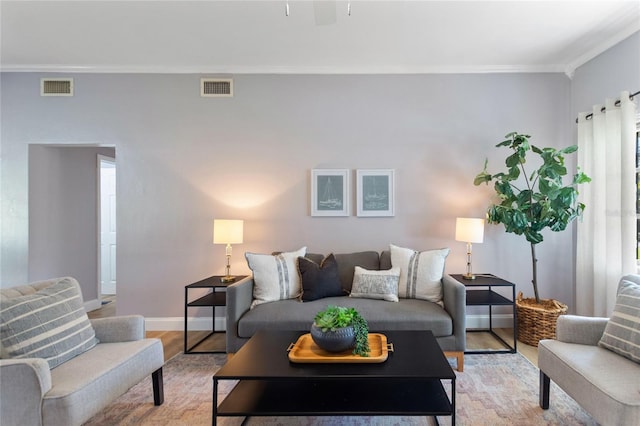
<box><xmin>598</xmin><ymin>280</ymin><xmax>640</xmax><ymax>364</ymax></box>
<box><xmin>0</xmin><ymin>277</ymin><xmax>99</xmax><ymax>369</ymax></box>
<box><xmin>298</xmin><ymin>253</ymin><xmax>344</xmax><ymax>302</ymax></box>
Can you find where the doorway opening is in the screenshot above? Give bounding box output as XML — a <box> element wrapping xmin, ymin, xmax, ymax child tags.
<box><xmin>99</xmin><ymin>155</ymin><xmax>117</xmax><ymax>295</ymax></box>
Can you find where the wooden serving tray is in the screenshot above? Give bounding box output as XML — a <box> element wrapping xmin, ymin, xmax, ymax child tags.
<box><xmin>287</xmin><ymin>333</ymin><xmax>393</xmax><ymax>363</ymax></box>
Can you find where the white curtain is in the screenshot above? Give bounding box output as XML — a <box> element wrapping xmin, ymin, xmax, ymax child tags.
<box><xmin>576</xmin><ymin>91</ymin><xmax>637</xmax><ymax>317</ymax></box>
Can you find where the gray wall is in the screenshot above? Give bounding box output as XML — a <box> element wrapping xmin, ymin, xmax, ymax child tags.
<box><xmin>2</xmin><ymin>72</ymin><xmax>576</xmax><ymax>317</ymax></box>
<box><xmin>571</xmin><ymin>32</ymin><xmax>640</xmax><ymax>118</ymax></box>
<box><xmin>28</xmin><ymin>145</ymin><xmax>115</xmax><ymax>302</ymax></box>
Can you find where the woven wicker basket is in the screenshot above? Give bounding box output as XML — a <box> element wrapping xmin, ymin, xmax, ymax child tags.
<box><xmin>516</xmin><ymin>292</ymin><xmax>568</xmax><ymax>347</ymax></box>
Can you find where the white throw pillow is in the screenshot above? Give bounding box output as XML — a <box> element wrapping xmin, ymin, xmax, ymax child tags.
<box><xmin>350</xmin><ymin>266</ymin><xmax>400</xmax><ymax>302</ymax></box>
<box><xmin>390</xmin><ymin>244</ymin><xmax>450</xmax><ymax>306</ymax></box>
<box><xmin>246</xmin><ymin>247</ymin><xmax>307</xmax><ymax>308</ymax></box>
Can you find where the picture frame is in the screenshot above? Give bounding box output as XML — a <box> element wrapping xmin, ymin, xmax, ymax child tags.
<box><xmin>356</xmin><ymin>169</ymin><xmax>395</xmax><ymax>217</ymax></box>
<box><xmin>311</xmin><ymin>169</ymin><xmax>350</xmax><ymax>217</ymax></box>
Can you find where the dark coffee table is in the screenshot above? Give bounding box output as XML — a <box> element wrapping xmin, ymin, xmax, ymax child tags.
<box><xmin>213</xmin><ymin>330</ymin><xmax>456</xmax><ymax>425</ymax></box>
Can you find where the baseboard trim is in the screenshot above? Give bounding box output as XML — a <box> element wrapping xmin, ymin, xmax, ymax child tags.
<box><xmin>146</xmin><ymin>317</ymin><xmax>226</xmax><ymax>331</ymax></box>
<box><xmin>84</xmin><ymin>299</ymin><xmax>101</xmax><ymax>312</ymax></box>
<box><xmin>466</xmin><ymin>314</ymin><xmax>514</xmax><ymax>329</ymax></box>
<box><xmin>144</xmin><ymin>314</ymin><xmax>513</xmax><ymax>332</ymax></box>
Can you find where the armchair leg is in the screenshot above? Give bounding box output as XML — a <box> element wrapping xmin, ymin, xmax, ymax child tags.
<box><xmin>152</xmin><ymin>367</ymin><xmax>164</xmax><ymax>406</ymax></box>
<box><xmin>444</xmin><ymin>351</ymin><xmax>464</xmax><ymax>372</ymax></box>
<box><xmin>540</xmin><ymin>370</ymin><xmax>550</xmax><ymax>409</ymax></box>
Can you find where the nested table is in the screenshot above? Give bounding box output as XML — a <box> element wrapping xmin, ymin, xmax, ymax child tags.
<box><xmin>212</xmin><ymin>330</ymin><xmax>456</xmax><ymax>425</ymax></box>
<box><xmin>450</xmin><ymin>273</ymin><xmax>517</xmax><ymax>354</ymax></box>
<box><xmin>184</xmin><ymin>275</ymin><xmax>247</xmax><ymax>354</ymax></box>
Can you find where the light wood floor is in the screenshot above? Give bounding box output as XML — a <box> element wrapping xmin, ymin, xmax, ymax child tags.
<box><xmin>88</xmin><ymin>298</ymin><xmax>538</xmax><ymax>366</ymax></box>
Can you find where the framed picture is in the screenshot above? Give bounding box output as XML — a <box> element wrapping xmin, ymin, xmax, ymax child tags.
<box><xmin>356</xmin><ymin>169</ymin><xmax>395</xmax><ymax>217</ymax></box>
<box><xmin>311</xmin><ymin>169</ymin><xmax>350</xmax><ymax>216</ymax></box>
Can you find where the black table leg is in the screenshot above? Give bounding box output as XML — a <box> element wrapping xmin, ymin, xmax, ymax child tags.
<box><xmin>540</xmin><ymin>371</ymin><xmax>550</xmax><ymax>409</ymax></box>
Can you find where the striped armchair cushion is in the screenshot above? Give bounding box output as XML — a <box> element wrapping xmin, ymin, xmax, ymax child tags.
<box><xmin>599</xmin><ymin>280</ymin><xmax>640</xmax><ymax>364</ymax></box>
<box><xmin>0</xmin><ymin>277</ymin><xmax>98</xmax><ymax>369</ymax></box>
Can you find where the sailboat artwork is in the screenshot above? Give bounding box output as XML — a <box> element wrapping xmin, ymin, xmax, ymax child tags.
<box><xmin>362</xmin><ymin>175</ymin><xmax>389</xmax><ymax>211</ymax></box>
<box><xmin>318</xmin><ymin>176</ymin><xmax>343</xmax><ymax>210</ymax></box>
<box><xmin>311</xmin><ymin>169</ymin><xmax>349</xmax><ymax>217</ymax></box>
<box><xmin>356</xmin><ymin>169</ymin><xmax>395</xmax><ymax>217</ymax></box>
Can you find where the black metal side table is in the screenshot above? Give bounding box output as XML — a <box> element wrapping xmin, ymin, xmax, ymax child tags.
<box><xmin>451</xmin><ymin>273</ymin><xmax>517</xmax><ymax>354</ymax></box>
<box><xmin>184</xmin><ymin>275</ymin><xmax>247</xmax><ymax>354</ymax></box>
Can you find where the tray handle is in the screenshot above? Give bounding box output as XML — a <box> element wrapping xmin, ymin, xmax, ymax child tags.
<box><xmin>287</xmin><ymin>343</ymin><xmax>295</xmax><ymax>352</ymax></box>
<box><xmin>387</xmin><ymin>342</ymin><xmax>394</xmax><ymax>353</ymax></box>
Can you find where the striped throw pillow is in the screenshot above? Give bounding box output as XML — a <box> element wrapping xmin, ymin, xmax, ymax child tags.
<box><xmin>390</xmin><ymin>244</ymin><xmax>450</xmax><ymax>307</ymax></box>
<box><xmin>598</xmin><ymin>280</ymin><xmax>640</xmax><ymax>364</ymax></box>
<box><xmin>0</xmin><ymin>277</ymin><xmax>98</xmax><ymax>369</ymax></box>
<box><xmin>246</xmin><ymin>247</ymin><xmax>307</xmax><ymax>308</ymax></box>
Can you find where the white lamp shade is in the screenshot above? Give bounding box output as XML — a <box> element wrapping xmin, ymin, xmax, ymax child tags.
<box><xmin>455</xmin><ymin>218</ymin><xmax>484</xmax><ymax>244</ymax></box>
<box><xmin>213</xmin><ymin>219</ymin><xmax>244</xmax><ymax>244</ymax></box>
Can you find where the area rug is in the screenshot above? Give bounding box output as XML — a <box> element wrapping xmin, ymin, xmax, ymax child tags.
<box><xmin>84</xmin><ymin>352</ymin><xmax>597</xmax><ymax>426</ymax></box>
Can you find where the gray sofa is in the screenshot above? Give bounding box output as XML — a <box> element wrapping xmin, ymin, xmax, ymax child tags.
<box><xmin>226</xmin><ymin>250</ymin><xmax>466</xmax><ymax>370</ymax></box>
<box><xmin>539</xmin><ymin>274</ymin><xmax>640</xmax><ymax>426</ymax></box>
<box><xmin>0</xmin><ymin>277</ymin><xmax>164</xmax><ymax>426</ymax></box>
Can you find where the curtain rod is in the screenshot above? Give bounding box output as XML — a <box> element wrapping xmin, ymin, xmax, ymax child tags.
<box><xmin>575</xmin><ymin>90</ymin><xmax>640</xmax><ymax>123</ymax></box>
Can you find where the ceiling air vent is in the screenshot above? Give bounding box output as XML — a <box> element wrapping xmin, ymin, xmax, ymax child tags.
<box><xmin>201</xmin><ymin>78</ymin><xmax>233</xmax><ymax>97</ymax></box>
<box><xmin>41</xmin><ymin>78</ymin><xmax>74</xmax><ymax>96</ymax></box>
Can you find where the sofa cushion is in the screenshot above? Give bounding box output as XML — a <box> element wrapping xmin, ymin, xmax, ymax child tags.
<box><xmin>246</xmin><ymin>247</ymin><xmax>306</xmax><ymax>308</ymax></box>
<box><xmin>298</xmin><ymin>254</ymin><xmax>344</xmax><ymax>302</ymax></box>
<box><xmin>334</xmin><ymin>251</ymin><xmax>381</xmax><ymax>292</ymax></box>
<box><xmin>350</xmin><ymin>266</ymin><xmax>400</xmax><ymax>302</ymax></box>
<box><xmin>390</xmin><ymin>244</ymin><xmax>449</xmax><ymax>306</ymax></box>
<box><xmin>380</xmin><ymin>250</ymin><xmax>392</xmax><ymax>270</ymax></box>
<box><xmin>0</xmin><ymin>277</ymin><xmax>99</xmax><ymax>369</ymax></box>
<box><xmin>306</xmin><ymin>251</ymin><xmax>381</xmax><ymax>292</ymax></box>
<box><xmin>237</xmin><ymin>296</ymin><xmax>453</xmax><ymax>338</ymax></box>
<box><xmin>599</xmin><ymin>279</ymin><xmax>640</xmax><ymax>363</ymax></box>
<box><xmin>44</xmin><ymin>339</ymin><xmax>163</xmax><ymax>426</ymax></box>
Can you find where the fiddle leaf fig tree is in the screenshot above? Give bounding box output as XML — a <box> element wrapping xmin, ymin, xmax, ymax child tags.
<box><xmin>474</xmin><ymin>132</ymin><xmax>591</xmax><ymax>304</ymax></box>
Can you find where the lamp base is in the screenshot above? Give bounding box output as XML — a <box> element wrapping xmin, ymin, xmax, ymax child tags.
<box><xmin>220</xmin><ymin>275</ymin><xmax>236</xmax><ymax>283</ymax></box>
<box><xmin>462</xmin><ymin>273</ymin><xmax>476</xmax><ymax>280</ymax></box>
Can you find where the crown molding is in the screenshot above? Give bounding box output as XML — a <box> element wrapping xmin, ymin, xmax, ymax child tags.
<box><xmin>564</xmin><ymin>20</ymin><xmax>640</xmax><ymax>78</ymax></box>
<box><xmin>0</xmin><ymin>63</ymin><xmax>566</xmax><ymax>75</ymax></box>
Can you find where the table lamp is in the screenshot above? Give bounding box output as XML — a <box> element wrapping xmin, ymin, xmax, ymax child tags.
<box><xmin>455</xmin><ymin>217</ymin><xmax>484</xmax><ymax>280</ymax></box>
<box><xmin>213</xmin><ymin>219</ymin><xmax>244</xmax><ymax>283</ymax></box>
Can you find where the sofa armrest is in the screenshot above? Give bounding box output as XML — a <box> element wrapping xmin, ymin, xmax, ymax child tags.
<box><xmin>0</xmin><ymin>358</ymin><xmax>51</xmax><ymax>425</ymax></box>
<box><xmin>555</xmin><ymin>315</ymin><xmax>608</xmax><ymax>346</ymax></box>
<box><xmin>90</xmin><ymin>315</ymin><xmax>145</xmax><ymax>342</ymax></box>
<box><xmin>442</xmin><ymin>274</ymin><xmax>467</xmax><ymax>351</ymax></box>
<box><xmin>226</xmin><ymin>276</ymin><xmax>254</xmax><ymax>353</ymax></box>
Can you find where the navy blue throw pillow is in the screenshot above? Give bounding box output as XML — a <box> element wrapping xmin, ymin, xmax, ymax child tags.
<box><xmin>298</xmin><ymin>253</ymin><xmax>344</xmax><ymax>302</ymax></box>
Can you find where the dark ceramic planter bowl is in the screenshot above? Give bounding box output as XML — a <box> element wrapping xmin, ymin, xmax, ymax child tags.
<box><xmin>310</xmin><ymin>324</ymin><xmax>356</xmax><ymax>353</ymax></box>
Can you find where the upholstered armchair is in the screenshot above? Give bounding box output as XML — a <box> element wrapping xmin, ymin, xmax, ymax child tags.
<box><xmin>0</xmin><ymin>277</ymin><xmax>164</xmax><ymax>426</ymax></box>
<box><xmin>538</xmin><ymin>275</ymin><xmax>640</xmax><ymax>426</ymax></box>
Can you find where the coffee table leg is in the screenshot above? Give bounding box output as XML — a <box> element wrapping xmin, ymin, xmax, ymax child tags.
<box><xmin>212</xmin><ymin>378</ymin><xmax>218</xmax><ymax>426</ymax></box>
<box><xmin>451</xmin><ymin>377</ymin><xmax>456</xmax><ymax>426</ymax></box>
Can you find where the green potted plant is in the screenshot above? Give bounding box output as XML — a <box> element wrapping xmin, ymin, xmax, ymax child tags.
<box><xmin>311</xmin><ymin>305</ymin><xmax>370</xmax><ymax>357</ymax></box>
<box><xmin>474</xmin><ymin>132</ymin><xmax>591</xmax><ymax>345</ymax></box>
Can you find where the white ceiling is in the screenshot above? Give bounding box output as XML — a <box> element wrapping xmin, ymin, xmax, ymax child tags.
<box><xmin>1</xmin><ymin>0</ymin><xmax>639</xmax><ymax>75</ymax></box>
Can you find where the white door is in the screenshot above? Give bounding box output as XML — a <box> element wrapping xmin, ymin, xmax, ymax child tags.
<box><xmin>99</xmin><ymin>157</ymin><xmax>117</xmax><ymax>295</ymax></box>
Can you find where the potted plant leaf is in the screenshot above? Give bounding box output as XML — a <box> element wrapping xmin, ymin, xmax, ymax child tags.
<box><xmin>311</xmin><ymin>305</ymin><xmax>370</xmax><ymax>357</ymax></box>
<box><xmin>474</xmin><ymin>132</ymin><xmax>591</xmax><ymax>346</ymax></box>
